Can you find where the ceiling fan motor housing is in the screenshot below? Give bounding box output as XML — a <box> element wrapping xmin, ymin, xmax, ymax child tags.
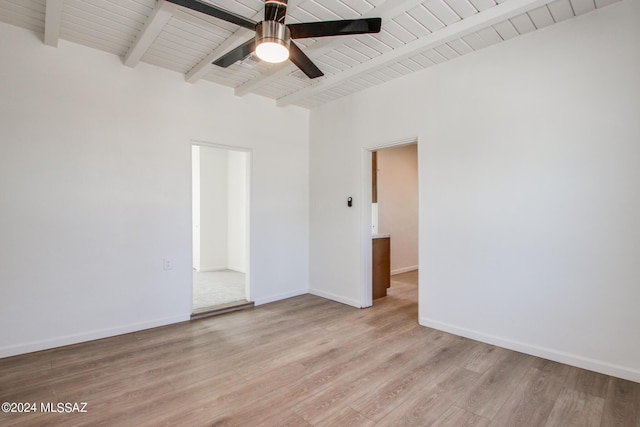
<box><xmin>170</xmin><ymin>0</ymin><xmax>380</xmax><ymax>78</ymax></box>
<box><xmin>255</xmin><ymin>21</ymin><xmax>291</xmax><ymax>63</ymax></box>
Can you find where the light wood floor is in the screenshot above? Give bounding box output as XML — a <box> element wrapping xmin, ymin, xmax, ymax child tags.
<box><xmin>1</xmin><ymin>271</ymin><xmax>639</xmax><ymax>426</ymax></box>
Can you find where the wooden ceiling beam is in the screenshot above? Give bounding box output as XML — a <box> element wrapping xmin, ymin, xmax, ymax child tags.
<box><xmin>44</xmin><ymin>0</ymin><xmax>64</xmax><ymax>47</ymax></box>
<box><xmin>123</xmin><ymin>0</ymin><xmax>177</xmax><ymax>68</ymax></box>
<box><xmin>277</xmin><ymin>0</ymin><xmax>554</xmax><ymax>106</ymax></box>
<box><xmin>185</xmin><ymin>25</ymin><xmax>257</xmax><ymax>83</ymax></box>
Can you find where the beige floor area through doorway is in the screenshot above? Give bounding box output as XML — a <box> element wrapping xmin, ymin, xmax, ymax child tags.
<box><xmin>192</xmin><ymin>269</ymin><xmax>247</xmax><ymax>310</ymax></box>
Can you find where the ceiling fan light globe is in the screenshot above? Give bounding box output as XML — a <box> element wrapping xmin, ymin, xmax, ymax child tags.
<box><xmin>256</xmin><ymin>41</ymin><xmax>289</xmax><ymax>63</ymax></box>
<box><xmin>255</xmin><ymin>21</ymin><xmax>291</xmax><ymax>64</ymax></box>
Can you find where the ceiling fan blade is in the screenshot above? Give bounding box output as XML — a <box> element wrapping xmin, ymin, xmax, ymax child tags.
<box><xmin>288</xmin><ymin>18</ymin><xmax>382</xmax><ymax>39</ymax></box>
<box><xmin>166</xmin><ymin>0</ymin><xmax>257</xmax><ymax>30</ymax></box>
<box><xmin>212</xmin><ymin>38</ymin><xmax>256</xmax><ymax>68</ymax></box>
<box><xmin>289</xmin><ymin>41</ymin><xmax>324</xmax><ymax>79</ymax></box>
<box><xmin>264</xmin><ymin>0</ymin><xmax>288</xmax><ymax>23</ymax></box>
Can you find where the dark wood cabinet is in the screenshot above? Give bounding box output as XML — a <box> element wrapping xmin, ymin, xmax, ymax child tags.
<box><xmin>372</xmin><ymin>235</ymin><xmax>390</xmax><ymax>299</ymax></box>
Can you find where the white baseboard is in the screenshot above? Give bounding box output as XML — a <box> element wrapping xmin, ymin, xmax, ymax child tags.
<box><xmin>0</xmin><ymin>314</ymin><xmax>189</xmax><ymax>359</ymax></box>
<box><xmin>420</xmin><ymin>316</ymin><xmax>640</xmax><ymax>384</ymax></box>
<box><xmin>254</xmin><ymin>288</ymin><xmax>308</xmax><ymax>306</ymax></box>
<box><xmin>226</xmin><ymin>265</ymin><xmax>246</xmax><ymax>274</ymax></box>
<box><xmin>309</xmin><ymin>288</ymin><xmax>361</xmax><ymax>308</ymax></box>
<box><xmin>196</xmin><ymin>266</ymin><xmax>228</xmax><ymax>272</ymax></box>
<box><xmin>391</xmin><ymin>265</ymin><xmax>418</xmax><ymax>276</ymax></box>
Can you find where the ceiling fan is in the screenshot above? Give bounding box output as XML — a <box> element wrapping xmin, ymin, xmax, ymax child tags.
<box><xmin>166</xmin><ymin>0</ymin><xmax>382</xmax><ymax>79</ymax></box>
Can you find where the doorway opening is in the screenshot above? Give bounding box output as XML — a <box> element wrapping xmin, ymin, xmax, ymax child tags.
<box><xmin>191</xmin><ymin>143</ymin><xmax>252</xmax><ymax>318</ymax></box>
<box><xmin>362</xmin><ymin>139</ymin><xmax>419</xmax><ymax>310</ymax></box>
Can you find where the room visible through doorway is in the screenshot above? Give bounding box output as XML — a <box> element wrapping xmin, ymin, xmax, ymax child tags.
<box><xmin>191</xmin><ymin>144</ymin><xmax>251</xmax><ymax>316</ymax></box>
<box><xmin>370</xmin><ymin>142</ymin><xmax>419</xmax><ymax>307</ymax></box>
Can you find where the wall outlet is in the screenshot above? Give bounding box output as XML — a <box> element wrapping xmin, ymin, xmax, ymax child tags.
<box><xmin>163</xmin><ymin>259</ymin><xmax>173</xmax><ymax>271</ymax></box>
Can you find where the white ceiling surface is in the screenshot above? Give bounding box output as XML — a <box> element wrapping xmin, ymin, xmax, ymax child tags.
<box><xmin>0</xmin><ymin>0</ymin><xmax>621</xmax><ymax>108</ymax></box>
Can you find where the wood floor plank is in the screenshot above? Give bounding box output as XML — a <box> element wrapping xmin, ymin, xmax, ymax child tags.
<box><xmin>459</xmin><ymin>342</ymin><xmax>510</xmax><ymax>374</ymax></box>
<box><xmin>314</xmin><ymin>407</ymin><xmax>375</xmax><ymax>427</ymax></box>
<box><xmin>350</xmin><ymin>334</ymin><xmax>477</xmax><ymax>421</ymax></box>
<box><xmin>455</xmin><ymin>350</ymin><xmax>536</xmax><ymax>419</ymax></box>
<box><xmin>601</xmin><ymin>377</ymin><xmax>640</xmax><ymax>427</ymax></box>
<box><xmin>563</xmin><ymin>366</ymin><xmax>610</xmax><ymax>398</ymax></box>
<box><xmin>376</xmin><ymin>365</ymin><xmax>481</xmax><ymax>426</ymax></box>
<box><xmin>545</xmin><ymin>387</ymin><xmax>605</xmax><ymax>427</ymax></box>
<box><xmin>148</xmin><ymin>362</ymin><xmax>311</xmax><ymax>425</ymax></box>
<box><xmin>1</xmin><ymin>274</ymin><xmax>638</xmax><ymax>427</ymax></box>
<box><xmin>531</xmin><ymin>358</ymin><xmax>572</xmax><ymax>377</ymax></box>
<box><xmin>432</xmin><ymin>406</ymin><xmax>491</xmax><ymax>427</ymax></box>
<box><xmin>289</xmin><ymin>336</ymin><xmax>451</xmax><ymax>425</ymax></box>
<box><xmin>488</xmin><ymin>366</ymin><xmax>567</xmax><ymax>426</ymax></box>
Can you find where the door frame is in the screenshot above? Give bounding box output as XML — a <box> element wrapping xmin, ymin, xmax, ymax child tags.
<box><xmin>360</xmin><ymin>137</ymin><xmax>419</xmax><ymax>308</ymax></box>
<box><xmin>191</xmin><ymin>140</ymin><xmax>252</xmax><ymax>305</ymax></box>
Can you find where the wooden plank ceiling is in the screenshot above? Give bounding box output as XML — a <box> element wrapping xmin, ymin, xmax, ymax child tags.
<box><xmin>0</xmin><ymin>0</ymin><xmax>621</xmax><ymax>108</ymax></box>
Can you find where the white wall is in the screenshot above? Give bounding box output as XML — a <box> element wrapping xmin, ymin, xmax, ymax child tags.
<box><xmin>192</xmin><ymin>146</ymin><xmax>201</xmax><ymax>271</ymax></box>
<box><xmin>377</xmin><ymin>144</ymin><xmax>419</xmax><ymax>274</ymax></box>
<box><xmin>198</xmin><ymin>146</ymin><xmax>228</xmax><ymax>271</ymax></box>
<box><xmin>227</xmin><ymin>150</ymin><xmax>247</xmax><ymax>273</ymax></box>
<box><xmin>0</xmin><ymin>22</ymin><xmax>309</xmax><ymax>357</ymax></box>
<box><xmin>309</xmin><ymin>0</ymin><xmax>640</xmax><ymax>382</ymax></box>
